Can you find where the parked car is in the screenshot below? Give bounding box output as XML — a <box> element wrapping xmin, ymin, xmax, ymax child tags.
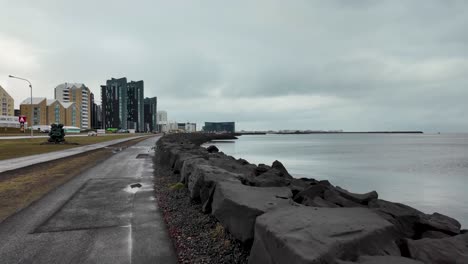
<box><xmin>88</xmin><ymin>131</ymin><xmax>97</xmax><ymax>136</ymax></box>
<box><xmin>116</xmin><ymin>129</ymin><xmax>129</xmax><ymax>133</ymax></box>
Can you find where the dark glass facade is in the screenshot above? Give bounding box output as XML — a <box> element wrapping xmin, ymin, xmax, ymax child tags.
<box><xmin>144</xmin><ymin>97</ymin><xmax>157</xmax><ymax>132</ymax></box>
<box><xmin>203</xmin><ymin>122</ymin><xmax>235</xmax><ymax>133</ymax></box>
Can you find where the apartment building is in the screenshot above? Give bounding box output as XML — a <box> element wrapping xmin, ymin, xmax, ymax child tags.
<box><xmin>54</xmin><ymin>83</ymin><xmax>91</xmax><ymax>128</ymax></box>
<box><xmin>20</xmin><ymin>97</ymin><xmax>48</xmax><ymax>126</ymax></box>
<box><xmin>101</xmin><ymin>77</ymin><xmax>145</xmax><ymax>131</ymax></box>
<box><xmin>0</xmin><ymin>85</ymin><xmax>14</xmax><ymax>116</ymax></box>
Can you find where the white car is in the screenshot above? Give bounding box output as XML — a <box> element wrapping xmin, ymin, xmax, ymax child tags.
<box><xmin>88</xmin><ymin>131</ymin><xmax>97</xmax><ymax>136</ymax></box>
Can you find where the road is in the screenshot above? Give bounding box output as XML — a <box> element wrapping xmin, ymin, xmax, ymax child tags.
<box><xmin>0</xmin><ymin>136</ymin><xmax>177</xmax><ymax>264</ymax></box>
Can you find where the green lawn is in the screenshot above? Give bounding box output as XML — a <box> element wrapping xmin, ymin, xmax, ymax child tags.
<box><xmin>0</xmin><ymin>134</ymin><xmax>144</xmax><ymax>160</ymax></box>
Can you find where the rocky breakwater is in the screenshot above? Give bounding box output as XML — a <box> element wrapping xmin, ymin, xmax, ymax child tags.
<box><xmin>156</xmin><ymin>133</ymin><xmax>468</xmax><ymax>264</ymax></box>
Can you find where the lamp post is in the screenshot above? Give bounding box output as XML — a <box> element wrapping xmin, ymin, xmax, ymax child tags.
<box><xmin>9</xmin><ymin>75</ymin><xmax>33</xmax><ymax>138</ymax></box>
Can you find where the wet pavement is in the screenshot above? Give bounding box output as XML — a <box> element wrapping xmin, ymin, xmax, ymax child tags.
<box><xmin>0</xmin><ymin>136</ymin><xmax>177</xmax><ymax>264</ymax></box>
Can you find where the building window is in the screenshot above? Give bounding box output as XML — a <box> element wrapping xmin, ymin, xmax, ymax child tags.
<box><xmin>55</xmin><ymin>104</ymin><xmax>60</xmax><ymax>123</ymax></box>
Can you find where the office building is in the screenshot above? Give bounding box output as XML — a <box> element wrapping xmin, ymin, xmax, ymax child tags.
<box><xmin>0</xmin><ymin>85</ymin><xmax>14</xmax><ymax>116</ymax></box>
<box><xmin>101</xmin><ymin>77</ymin><xmax>145</xmax><ymax>131</ymax></box>
<box><xmin>144</xmin><ymin>97</ymin><xmax>157</xmax><ymax>132</ymax></box>
<box><xmin>54</xmin><ymin>83</ymin><xmax>91</xmax><ymax>128</ymax></box>
<box><xmin>203</xmin><ymin>122</ymin><xmax>235</xmax><ymax>133</ymax></box>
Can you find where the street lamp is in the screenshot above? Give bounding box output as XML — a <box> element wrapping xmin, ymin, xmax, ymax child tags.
<box><xmin>9</xmin><ymin>75</ymin><xmax>33</xmax><ymax>138</ymax></box>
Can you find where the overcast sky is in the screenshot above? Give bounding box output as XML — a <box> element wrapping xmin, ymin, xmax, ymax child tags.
<box><xmin>1</xmin><ymin>0</ymin><xmax>467</xmax><ymax>132</ymax></box>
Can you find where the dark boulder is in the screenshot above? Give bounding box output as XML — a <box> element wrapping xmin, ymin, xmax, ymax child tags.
<box><xmin>293</xmin><ymin>184</ymin><xmax>328</xmax><ymax>203</ymax></box>
<box><xmin>419</xmin><ymin>212</ymin><xmax>461</xmax><ymax>235</ymax></box>
<box><xmin>323</xmin><ymin>189</ymin><xmax>363</xmax><ymax>207</ymax></box>
<box><xmin>254</xmin><ymin>164</ymin><xmax>270</xmax><ymax>176</ymax></box>
<box><xmin>271</xmin><ymin>160</ymin><xmax>293</xmax><ymax>178</ymax></box>
<box><xmin>206</xmin><ymin>145</ymin><xmax>219</xmax><ymax>153</ymax></box>
<box><xmin>420</xmin><ymin>230</ymin><xmax>451</xmax><ymax>239</ymax></box>
<box><xmin>238</xmin><ymin>158</ymin><xmax>250</xmax><ymax>165</ymax></box>
<box><xmin>249</xmin><ymin>207</ymin><xmax>399</xmax><ymax>264</ymax></box>
<box><xmin>368</xmin><ymin>199</ymin><xmax>425</xmax><ymax>238</ymax></box>
<box><xmin>404</xmin><ymin>233</ymin><xmax>468</xmax><ymax>263</ymax></box>
<box><xmin>211</xmin><ymin>181</ymin><xmax>292</xmax><ymax>243</ymax></box>
<box><xmin>340</xmin><ymin>256</ymin><xmax>424</xmax><ymax>264</ymax></box>
<box><xmin>335</xmin><ymin>186</ymin><xmax>378</xmax><ymax>205</ymax></box>
<box><xmin>303</xmin><ymin>196</ymin><xmax>339</xmax><ymax>208</ymax></box>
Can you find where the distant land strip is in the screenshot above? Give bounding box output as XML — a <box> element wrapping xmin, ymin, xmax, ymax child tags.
<box><xmin>236</xmin><ymin>131</ymin><xmax>423</xmax><ymax>135</ymax></box>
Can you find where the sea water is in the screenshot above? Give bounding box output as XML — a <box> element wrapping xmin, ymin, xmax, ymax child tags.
<box><xmin>206</xmin><ymin>133</ymin><xmax>468</xmax><ymax>227</ymax></box>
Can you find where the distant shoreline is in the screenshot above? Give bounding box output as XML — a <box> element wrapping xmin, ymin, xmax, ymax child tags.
<box><xmin>236</xmin><ymin>131</ymin><xmax>424</xmax><ymax>135</ymax></box>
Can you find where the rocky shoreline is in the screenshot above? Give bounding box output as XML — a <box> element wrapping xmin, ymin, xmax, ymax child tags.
<box><xmin>154</xmin><ymin>133</ymin><xmax>468</xmax><ymax>264</ymax></box>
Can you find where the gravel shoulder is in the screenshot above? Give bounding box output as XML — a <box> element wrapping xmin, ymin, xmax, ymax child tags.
<box><xmin>153</xmin><ymin>156</ymin><xmax>250</xmax><ymax>264</ymax></box>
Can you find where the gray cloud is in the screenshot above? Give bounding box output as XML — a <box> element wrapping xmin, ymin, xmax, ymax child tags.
<box><xmin>1</xmin><ymin>0</ymin><xmax>467</xmax><ymax>131</ymax></box>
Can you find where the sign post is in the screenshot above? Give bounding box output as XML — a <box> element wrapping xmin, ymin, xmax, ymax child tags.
<box><xmin>19</xmin><ymin>116</ymin><xmax>27</xmax><ymax>133</ymax></box>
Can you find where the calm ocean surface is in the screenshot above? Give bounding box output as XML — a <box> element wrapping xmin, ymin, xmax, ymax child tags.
<box><xmin>207</xmin><ymin>133</ymin><xmax>468</xmax><ymax>227</ymax></box>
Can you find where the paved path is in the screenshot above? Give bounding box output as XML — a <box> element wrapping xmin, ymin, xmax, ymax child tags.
<box><xmin>0</xmin><ymin>136</ymin><xmax>177</xmax><ymax>264</ymax></box>
<box><xmin>0</xmin><ymin>136</ymin><xmax>145</xmax><ymax>174</ymax></box>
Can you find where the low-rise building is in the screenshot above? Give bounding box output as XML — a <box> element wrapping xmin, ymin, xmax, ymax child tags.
<box><xmin>20</xmin><ymin>97</ymin><xmax>48</xmax><ymax>127</ymax></box>
<box><xmin>20</xmin><ymin>97</ymin><xmax>80</xmax><ymax>128</ymax></box>
<box><xmin>0</xmin><ymin>115</ymin><xmax>25</xmax><ymax>128</ymax></box>
<box><xmin>203</xmin><ymin>122</ymin><xmax>235</xmax><ymax>133</ymax></box>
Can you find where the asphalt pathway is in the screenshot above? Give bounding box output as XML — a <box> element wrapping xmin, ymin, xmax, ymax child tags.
<box><xmin>0</xmin><ymin>136</ymin><xmax>177</xmax><ymax>264</ymax></box>
<box><xmin>0</xmin><ymin>136</ymin><xmax>145</xmax><ymax>174</ymax></box>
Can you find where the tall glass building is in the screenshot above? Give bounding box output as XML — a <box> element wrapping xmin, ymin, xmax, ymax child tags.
<box><xmin>101</xmin><ymin>77</ymin><xmax>145</xmax><ymax>131</ymax></box>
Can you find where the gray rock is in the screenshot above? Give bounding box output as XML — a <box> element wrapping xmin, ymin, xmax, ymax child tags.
<box><xmin>293</xmin><ymin>184</ymin><xmax>328</xmax><ymax>203</ymax></box>
<box><xmin>248</xmin><ymin>169</ymin><xmax>291</xmax><ymax>187</ymax></box>
<box><xmin>271</xmin><ymin>160</ymin><xmax>293</xmax><ymax>178</ymax></box>
<box><xmin>211</xmin><ymin>181</ymin><xmax>292</xmax><ymax>243</ymax></box>
<box><xmin>405</xmin><ymin>233</ymin><xmax>468</xmax><ymax>263</ymax></box>
<box><xmin>336</xmin><ymin>256</ymin><xmax>424</xmax><ymax>264</ymax></box>
<box><xmin>173</xmin><ymin>152</ymin><xmax>205</xmax><ymax>174</ymax></box>
<box><xmin>288</xmin><ymin>178</ymin><xmax>316</xmax><ymax>196</ymax></box>
<box><xmin>356</xmin><ymin>256</ymin><xmax>424</xmax><ymax>264</ymax></box>
<box><xmin>419</xmin><ymin>212</ymin><xmax>461</xmax><ymax>235</ymax></box>
<box><xmin>420</xmin><ymin>230</ymin><xmax>451</xmax><ymax>239</ymax></box>
<box><xmin>368</xmin><ymin>199</ymin><xmax>424</xmax><ymax>238</ymax></box>
<box><xmin>324</xmin><ymin>189</ymin><xmax>363</xmax><ymax>207</ymax></box>
<box><xmin>238</xmin><ymin>158</ymin><xmax>250</xmax><ymax>165</ymax></box>
<box><xmin>187</xmin><ymin>164</ymin><xmax>240</xmax><ymax>201</ymax></box>
<box><xmin>303</xmin><ymin>196</ymin><xmax>339</xmax><ymax>208</ymax></box>
<box><xmin>248</xmin><ymin>207</ymin><xmax>399</xmax><ymax>264</ymax></box>
<box><xmin>254</xmin><ymin>164</ymin><xmax>270</xmax><ymax>176</ymax></box>
<box><xmin>335</xmin><ymin>186</ymin><xmax>378</xmax><ymax>205</ymax></box>
<box><xmin>179</xmin><ymin>157</ymin><xmax>209</xmax><ymax>184</ymax></box>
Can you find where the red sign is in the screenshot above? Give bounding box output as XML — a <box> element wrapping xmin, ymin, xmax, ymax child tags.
<box><xmin>19</xmin><ymin>116</ymin><xmax>27</xmax><ymax>123</ymax></box>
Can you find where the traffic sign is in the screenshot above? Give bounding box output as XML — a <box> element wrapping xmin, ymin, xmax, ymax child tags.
<box><xmin>19</xmin><ymin>116</ymin><xmax>27</xmax><ymax>123</ymax></box>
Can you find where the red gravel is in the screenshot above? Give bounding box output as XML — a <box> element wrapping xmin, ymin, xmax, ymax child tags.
<box><xmin>153</xmin><ymin>157</ymin><xmax>250</xmax><ymax>264</ymax></box>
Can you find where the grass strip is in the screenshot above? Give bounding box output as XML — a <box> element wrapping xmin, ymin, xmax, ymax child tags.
<box><xmin>0</xmin><ymin>136</ymin><xmax>150</xmax><ymax>223</ymax></box>
<box><xmin>0</xmin><ymin>134</ymin><xmax>141</xmax><ymax>160</ymax></box>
